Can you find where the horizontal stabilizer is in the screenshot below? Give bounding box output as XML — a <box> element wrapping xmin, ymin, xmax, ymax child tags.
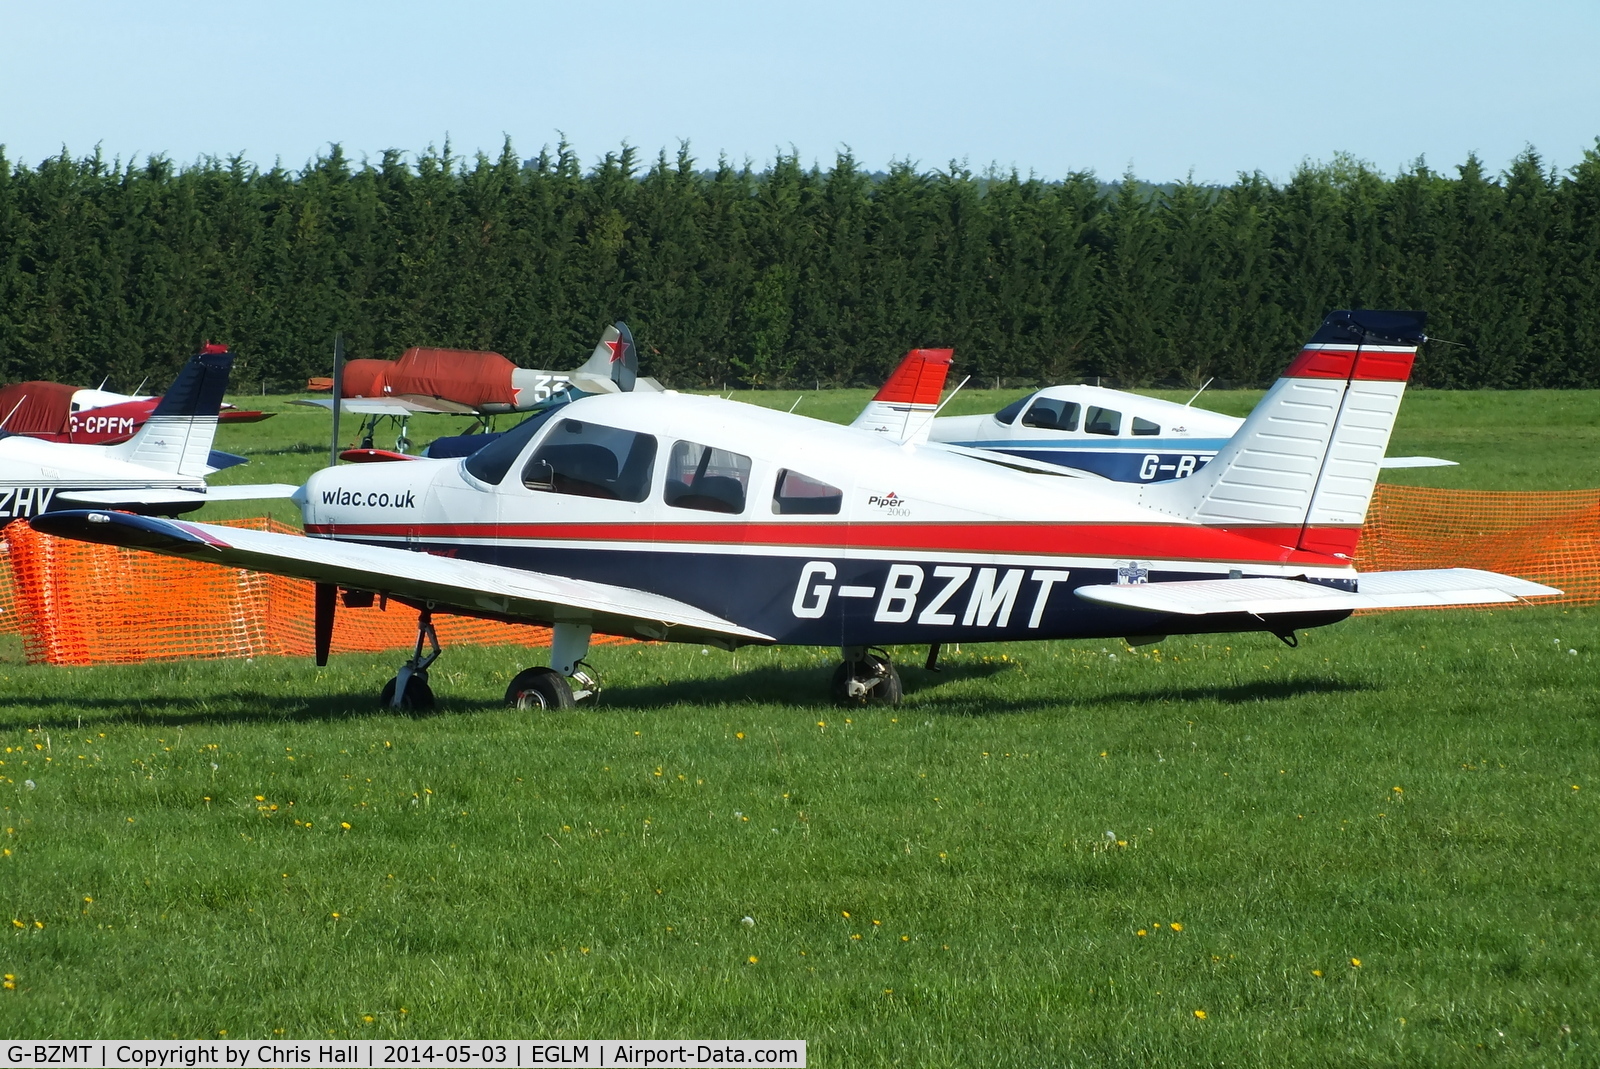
<box><xmin>1075</xmin><ymin>568</ymin><xmax>1559</xmax><ymax>617</ymax></box>
<box><xmin>30</xmin><ymin>510</ymin><xmax>774</xmax><ymax>648</ymax></box>
<box><xmin>1378</xmin><ymin>456</ymin><xmax>1457</xmax><ymax>469</ymax></box>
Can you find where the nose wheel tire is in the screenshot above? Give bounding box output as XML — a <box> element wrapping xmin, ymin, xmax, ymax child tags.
<box><xmin>379</xmin><ymin>672</ymin><xmax>435</xmax><ymax>711</ymax></box>
<box><xmin>830</xmin><ymin>654</ymin><xmax>903</xmax><ymax>705</ymax></box>
<box><xmin>506</xmin><ymin>667</ymin><xmax>575</xmax><ymax>710</ymax></box>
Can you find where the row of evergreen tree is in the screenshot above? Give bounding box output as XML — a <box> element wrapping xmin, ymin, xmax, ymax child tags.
<box><xmin>2</xmin><ymin>139</ymin><xmax>1597</xmax><ymax>393</ymax></box>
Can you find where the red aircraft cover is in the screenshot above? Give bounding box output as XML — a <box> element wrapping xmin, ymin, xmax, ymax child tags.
<box><xmin>0</xmin><ymin>380</ymin><xmax>77</xmax><ymax>434</ymax></box>
<box><xmin>340</xmin><ymin>359</ymin><xmax>396</xmax><ymax>398</ymax></box>
<box><xmin>386</xmin><ymin>347</ymin><xmax>517</xmax><ymax>408</ymax></box>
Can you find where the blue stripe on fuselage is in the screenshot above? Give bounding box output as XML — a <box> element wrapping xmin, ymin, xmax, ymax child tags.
<box><xmin>352</xmin><ymin>538</ymin><xmax>1353</xmax><ymax>646</ymax></box>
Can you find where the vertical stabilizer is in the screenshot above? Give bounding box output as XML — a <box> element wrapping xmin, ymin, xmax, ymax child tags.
<box><xmin>851</xmin><ymin>348</ymin><xmax>955</xmax><ymax>444</ymax></box>
<box><xmin>576</xmin><ymin>322</ymin><xmax>638</xmax><ymax>392</ymax></box>
<box><xmin>107</xmin><ymin>345</ymin><xmax>233</xmax><ymax>476</ymax></box>
<box><xmin>1140</xmin><ymin>311</ymin><xmax>1425</xmax><ymax>556</ymax></box>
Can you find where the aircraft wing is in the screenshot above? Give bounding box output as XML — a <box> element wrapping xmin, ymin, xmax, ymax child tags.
<box><xmin>55</xmin><ymin>485</ymin><xmax>300</xmax><ymax>510</ymax></box>
<box><xmin>923</xmin><ymin>442</ymin><xmax>1112</xmax><ymax>479</ymax></box>
<box><xmin>1074</xmin><ymin>569</ymin><xmax>1559</xmax><ymax>616</ymax></box>
<box><xmin>1379</xmin><ymin>456</ymin><xmax>1458</xmax><ymax>469</ymax></box>
<box><xmin>30</xmin><ymin>510</ymin><xmax>775</xmax><ymax>648</ymax></box>
<box><xmin>291</xmin><ymin>398</ymin><xmax>438</xmax><ymax>416</ymax></box>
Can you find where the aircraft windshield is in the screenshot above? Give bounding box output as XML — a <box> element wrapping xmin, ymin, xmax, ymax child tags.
<box><xmin>994</xmin><ymin>396</ymin><xmax>1030</xmax><ymax>425</ymax></box>
<box><xmin>462</xmin><ymin>402</ymin><xmax>569</xmax><ymax>485</ymax></box>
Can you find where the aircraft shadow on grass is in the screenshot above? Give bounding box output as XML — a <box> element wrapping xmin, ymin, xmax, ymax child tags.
<box><xmin>0</xmin><ymin>666</ymin><xmax>1369</xmax><ymax>729</ymax></box>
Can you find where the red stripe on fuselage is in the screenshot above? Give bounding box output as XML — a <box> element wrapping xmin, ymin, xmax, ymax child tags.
<box><xmin>304</xmin><ymin>519</ymin><xmax>1351</xmax><ymax>567</ymax></box>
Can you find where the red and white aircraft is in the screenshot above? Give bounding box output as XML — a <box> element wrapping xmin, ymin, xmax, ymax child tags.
<box><xmin>33</xmin><ymin>311</ymin><xmax>1556</xmax><ymax>708</ymax></box>
<box><xmin>2</xmin><ymin>347</ymin><xmax>295</xmax><ymax>527</ymax></box>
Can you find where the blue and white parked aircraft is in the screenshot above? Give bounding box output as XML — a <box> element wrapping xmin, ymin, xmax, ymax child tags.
<box><xmin>33</xmin><ymin>311</ymin><xmax>1550</xmax><ymax>709</ymax></box>
<box><xmin>931</xmin><ymin>381</ymin><xmax>1455</xmax><ymax>482</ymax></box>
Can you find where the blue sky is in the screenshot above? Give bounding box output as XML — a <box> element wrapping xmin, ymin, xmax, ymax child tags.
<box><xmin>3</xmin><ymin>0</ymin><xmax>1598</xmax><ymax>183</ymax></box>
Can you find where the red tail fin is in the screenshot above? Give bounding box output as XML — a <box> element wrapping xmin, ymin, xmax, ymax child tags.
<box><xmin>872</xmin><ymin>348</ymin><xmax>953</xmax><ymax>405</ymax></box>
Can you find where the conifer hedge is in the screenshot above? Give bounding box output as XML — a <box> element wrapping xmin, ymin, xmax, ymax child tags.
<box><xmin>2</xmin><ymin>140</ymin><xmax>1597</xmax><ymax>391</ymax></box>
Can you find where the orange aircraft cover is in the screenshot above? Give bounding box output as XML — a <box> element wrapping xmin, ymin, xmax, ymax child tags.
<box><xmin>386</xmin><ymin>347</ymin><xmax>517</xmax><ymax>408</ymax></box>
<box><xmin>339</xmin><ymin>359</ymin><xmax>396</xmax><ymax>398</ymax></box>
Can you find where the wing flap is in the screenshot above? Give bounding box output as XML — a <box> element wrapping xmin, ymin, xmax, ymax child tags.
<box><xmin>1075</xmin><ymin>569</ymin><xmax>1560</xmax><ymax>616</ymax></box>
<box><xmin>30</xmin><ymin>511</ymin><xmax>773</xmax><ymax>647</ymax></box>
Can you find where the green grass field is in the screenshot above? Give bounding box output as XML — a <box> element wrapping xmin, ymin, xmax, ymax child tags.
<box><xmin>3</xmin><ymin>387</ymin><xmax>1599</xmax><ymax>1063</ymax></box>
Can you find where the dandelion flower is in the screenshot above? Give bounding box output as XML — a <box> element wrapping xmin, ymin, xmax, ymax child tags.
<box><xmin>362</xmin><ymin>1016</ymin><xmax>374</xmax><ymax>1023</ymax></box>
<box><xmin>331</xmin><ymin>912</ymin><xmax>341</xmax><ymax>919</ymax></box>
<box><xmin>1137</xmin><ymin>929</ymin><xmax>1147</xmax><ymax>937</ymax></box>
<box><xmin>851</xmin><ymin>934</ymin><xmax>862</xmax><ymax>941</ymax></box>
<box><xmin>1194</xmin><ymin>1010</ymin><xmax>1207</xmax><ymax>1019</ymax></box>
<box><xmin>747</xmin><ymin>955</ymin><xmax>758</xmax><ymax>964</ymax></box>
<box><xmin>1170</xmin><ymin>923</ymin><xmax>1183</xmax><ymax>932</ymax></box>
<box><xmin>901</xmin><ymin>935</ymin><xmax>909</xmax><ymax>942</ymax></box>
<box><xmin>1350</xmin><ymin>958</ymin><xmax>1362</xmax><ymax>968</ymax></box>
<box><xmin>735</xmin><ymin>732</ymin><xmax>745</xmax><ymax>740</ymax></box>
<box><xmin>340</xmin><ymin>822</ymin><xmax>351</xmax><ymax>830</ymax></box>
<box><xmin>1312</xmin><ymin>969</ymin><xmax>1323</xmax><ymax>977</ymax></box>
<box><xmin>10</xmin><ymin>920</ymin><xmax>21</xmax><ymax>929</ymax></box>
<box><xmin>872</xmin><ymin>919</ymin><xmax>881</xmax><ymax>927</ymax></box>
<box><xmin>83</xmin><ymin>896</ymin><xmax>92</xmax><ymax>903</ymax></box>
<box><xmin>33</xmin><ymin>920</ymin><xmax>42</xmax><ymax>929</ymax></box>
<box><xmin>841</xmin><ymin>911</ymin><xmax>850</xmax><ymax>918</ymax></box>
<box><xmin>1392</xmin><ymin>786</ymin><xmax>1403</xmax><ymax>793</ymax></box>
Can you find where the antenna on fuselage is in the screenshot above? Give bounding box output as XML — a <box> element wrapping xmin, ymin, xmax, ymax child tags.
<box><xmin>0</xmin><ymin>395</ymin><xmax>26</xmax><ymax>432</ymax></box>
<box><xmin>1184</xmin><ymin>377</ymin><xmax>1214</xmax><ymax>407</ymax></box>
<box><xmin>788</xmin><ymin>396</ymin><xmax>803</xmax><ymax>413</ymax></box>
<box><xmin>329</xmin><ymin>333</ymin><xmax>345</xmax><ymax>468</ymax></box>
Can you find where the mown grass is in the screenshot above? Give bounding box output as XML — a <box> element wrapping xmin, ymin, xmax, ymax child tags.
<box><xmin>1</xmin><ymin>613</ymin><xmax>1596</xmax><ymax>1063</ymax></box>
<box><xmin>2</xmin><ymin>388</ymin><xmax>1598</xmax><ymax>1061</ymax></box>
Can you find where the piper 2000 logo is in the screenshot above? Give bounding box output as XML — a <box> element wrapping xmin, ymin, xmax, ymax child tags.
<box><xmin>792</xmin><ymin>561</ymin><xmax>1072</xmax><ymax>629</ymax></box>
<box><xmin>866</xmin><ymin>491</ymin><xmax>910</xmax><ymax>516</ymax></box>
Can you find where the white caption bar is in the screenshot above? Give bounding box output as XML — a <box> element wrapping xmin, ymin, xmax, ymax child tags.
<box><xmin>0</xmin><ymin>1041</ymin><xmax>805</xmax><ymax>1069</ymax></box>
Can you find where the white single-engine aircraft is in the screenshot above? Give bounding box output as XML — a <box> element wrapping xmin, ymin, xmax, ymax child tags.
<box><xmin>33</xmin><ymin>311</ymin><xmax>1556</xmax><ymax>708</ymax></box>
<box><xmin>931</xmin><ymin>380</ymin><xmax>1455</xmax><ymax>482</ymax></box>
<box><xmin>1</xmin><ymin>347</ymin><xmax>294</xmax><ymax>526</ymax></box>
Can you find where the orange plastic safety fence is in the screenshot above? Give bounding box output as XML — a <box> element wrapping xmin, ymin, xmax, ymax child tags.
<box><xmin>4</xmin><ymin>486</ymin><xmax>1595</xmax><ymax>666</ymax></box>
<box><xmin>1356</xmin><ymin>485</ymin><xmax>1600</xmax><ymax>607</ymax></box>
<box><xmin>1</xmin><ymin>518</ymin><xmax>627</xmax><ymax>667</ymax></box>
<box><xmin>0</xmin><ymin>542</ymin><xmax>18</xmax><ymax>636</ymax></box>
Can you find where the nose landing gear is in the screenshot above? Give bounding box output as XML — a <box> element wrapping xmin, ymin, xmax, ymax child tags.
<box><xmin>830</xmin><ymin>647</ymin><xmax>903</xmax><ymax>705</ymax></box>
<box><xmin>381</xmin><ymin>610</ymin><xmax>441</xmax><ymax>710</ymax></box>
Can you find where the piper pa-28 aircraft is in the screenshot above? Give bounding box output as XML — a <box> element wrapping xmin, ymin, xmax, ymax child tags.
<box><xmin>34</xmin><ymin>311</ymin><xmax>1556</xmax><ymax>709</ymax></box>
<box><xmin>298</xmin><ymin>322</ymin><xmax>660</xmax><ymax>457</ymax></box>
<box><xmin>1</xmin><ymin>346</ymin><xmax>294</xmax><ymax>526</ymax></box>
<box><xmin>931</xmin><ymin>380</ymin><xmax>1454</xmax><ymax>482</ymax></box>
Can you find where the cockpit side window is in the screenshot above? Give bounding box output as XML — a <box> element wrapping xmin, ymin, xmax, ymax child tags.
<box><xmin>1084</xmin><ymin>406</ymin><xmax>1121</xmax><ymax>435</ymax></box>
<box><xmin>1021</xmin><ymin>399</ymin><xmax>1080</xmax><ymax>432</ymax></box>
<box><xmin>772</xmin><ymin>469</ymin><xmax>843</xmax><ymax>515</ymax></box>
<box><xmin>664</xmin><ymin>440</ymin><xmax>752</xmax><ymax>514</ymax></box>
<box><xmin>994</xmin><ymin>396</ymin><xmax>1030</xmax><ymax>425</ymax></box>
<box><xmin>1131</xmin><ymin>416</ymin><xmax>1160</xmax><ymax>436</ymax></box>
<box><xmin>521</xmin><ymin>419</ymin><xmax>658</xmax><ymax>501</ymax></box>
<box><xmin>462</xmin><ymin>402</ymin><xmax>568</xmax><ymax>485</ymax></box>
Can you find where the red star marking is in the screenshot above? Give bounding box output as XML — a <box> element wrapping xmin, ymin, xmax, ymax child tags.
<box><xmin>605</xmin><ymin>336</ymin><xmax>628</xmax><ymax>363</ymax></box>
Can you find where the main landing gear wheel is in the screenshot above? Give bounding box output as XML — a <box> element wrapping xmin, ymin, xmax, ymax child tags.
<box><xmin>380</xmin><ymin>672</ymin><xmax>435</xmax><ymax>711</ymax></box>
<box><xmin>505</xmin><ymin>667</ymin><xmax>575</xmax><ymax>710</ymax></box>
<box><xmin>830</xmin><ymin>651</ymin><xmax>903</xmax><ymax>706</ymax></box>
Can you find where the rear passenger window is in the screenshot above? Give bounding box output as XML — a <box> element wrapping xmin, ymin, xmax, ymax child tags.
<box><xmin>521</xmin><ymin>419</ymin><xmax>657</xmax><ymax>501</ymax></box>
<box><xmin>772</xmin><ymin>469</ymin><xmax>843</xmax><ymax>515</ymax></box>
<box><xmin>664</xmin><ymin>440</ymin><xmax>752</xmax><ymax>514</ymax></box>
<box><xmin>1131</xmin><ymin>416</ymin><xmax>1160</xmax><ymax>436</ymax></box>
<box><xmin>1085</xmin><ymin>406</ymin><xmax>1121</xmax><ymax>435</ymax></box>
<box><xmin>1021</xmin><ymin>399</ymin><xmax>1080</xmax><ymax>431</ymax></box>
